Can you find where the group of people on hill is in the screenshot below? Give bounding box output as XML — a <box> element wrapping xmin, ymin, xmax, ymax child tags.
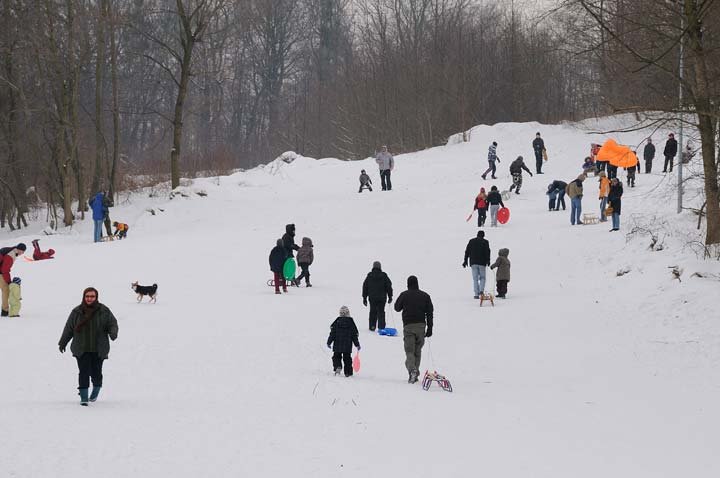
<box><xmin>269</xmin><ymin>223</ymin><xmax>314</xmax><ymax>293</ymax></box>
<box><xmin>550</xmin><ymin>167</ymin><xmax>624</xmax><ymax>231</ymax></box>
<box><xmin>89</xmin><ymin>191</ymin><xmax>128</xmax><ymax>242</ymax></box>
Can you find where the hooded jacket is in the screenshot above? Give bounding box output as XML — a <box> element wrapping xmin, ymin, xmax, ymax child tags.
<box><xmin>394</xmin><ymin>276</ymin><xmax>434</xmax><ymax>327</ymax></box>
<box><xmin>362</xmin><ymin>267</ymin><xmax>393</xmax><ymax>301</ymax></box>
<box><xmin>547</xmin><ymin>180</ymin><xmax>567</xmax><ymax>195</ymax></box>
<box><xmin>608</xmin><ymin>181</ymin><xmax>623</xmax><ymax>214</ymax></box>
<box><xmin>359</xmin><ymin>172</ymin><xmax>371</xmax><ymax>185</ymax></box>
<box><xmin>486</xmin><ymin>190</ymin><xmax>504</xmax><ymax>207</ymax></box>
<box><xmin>327</xmin><ymin>316</ymin><xmax>360</xmax><ymax>353</ymax></box>
<box><xmin>474</xmin><ymin>189</ymin><xmax>488</xmax><ymax>210</ymax></box>
<box><xmin>89</xmin><ymin>192</ymin><xmax>106</xmax><ymax>221</ymax></box>
<box><xmin>490</xmin><ymin>248</ymin><xmax>511</xmax><ymax>281</ymax></box>
<box><xmin>269</xmin><ymin>239</ymin><xmax>287</xmax><ymax>273</ymax></box>
<box><xmin>281</xmin><ymin>224</ymin><xmax>299</xmax><ymax>257</ymax></box>
<box><xmin>296</xmin><ymin>237</ymin><xmax>314</xmax><ymax>265</ymax></box>
<box><xmin>509</xmin><ymin>157</ymin><xmax>531</xmax><ymax>175</ymax></box>
<box><xmin>58</xmin><ymin>291</ymin><xmax>119</xmax><ymax>359</ymax></box>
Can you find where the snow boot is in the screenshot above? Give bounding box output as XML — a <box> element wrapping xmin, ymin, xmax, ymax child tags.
<box><xmin>275</xmin><ymin>290</ymin><xmax>281</xmax><ymax>295</ymax></box>
<box><xmin>79</xmin><ymin>388</ymin><xmax>89</xmax><ymax>406</ymax></box>
<box><xmin>89</xmin><ymin>386</ymin><xmax>102</xmax><ymax>402</ymax></box>
<box><xmin>334</xmin><ymin>367</ymin><xmax>342</xmax><ymax>376</ymax></box>
<box><xmin>1</xmin><ymin>309</ymin><xmax>8</xmax><ymax>317</ymax></box>
<box><xmin>408</xmin><ymin>370</ymin><xmax>419</xmax><ymax>384</ymax></box>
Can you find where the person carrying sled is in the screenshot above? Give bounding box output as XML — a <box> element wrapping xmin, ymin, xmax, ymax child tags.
<box><xmin>269</xmin><ymin>239</ymin><xmax>288</xmax><ymax>294</ymax></box>
<box><xmin>362</xmin><ymin>261</ymin><xmax>393</xmax><ymax>331</ymax></box>
<box><xmin>481</xmin><ymin>142</ymin><xmax>500</xmax><ymax>180</ymax></box>
<box><xmin>643</xmin><ymin>138</ymin><xmax>656</xmax><ymax>173</ymax></box>
<box><xmin>358</xmin><ymin>169</ymin><xmax>372</xmax><ymax>193</ymax></box>
<box><xmin>58</xmin><ymin>287</ymin><xmax>119</xmax><ymax>406</ymax></box>
<box><xmin>112</xmin><ymin>221</ymin><xmax>129</xmax><ymax>239</ymax></box>
<box><xmin>8</xmin><ymin>277</ymin><xmax>21</xmax><ymax>317</ymax></box>
<box><xmin>463</xmin><ymin>230</ymin><xmax>491</xmax><ymax>299</ymax></box>
<box><xmin>598</xmin><ymin>171</ymin><xmax>610</xmax><ymax>222</ymax></box>
<box><xmin>546</xmin><ymin>180</ymin><xmax>567</xmax><ymax>211</ymax></box>
<box><xmin>486</xmin><ymin>186</ymin><xmax>505</xmax><ymax>227</ymax></box>
<box><xmin>32</xmin><ymin>239</ymin><xmax>55</xmax><ymax>260</ymax></box>
<box><xmin>490</xmin><ymin>248</ymin><xmax>510</xmax><ymax>298</ymax></box>
<box><xmin>567</xmin><ymin>174</ymin><xmax>586</xmax><ymax>225</ymax></box>
<box><xmin>326</xmin><ymin>306</ymin><xmax>360</xmax><ymax>377</ymax></box>
<box><xmin>473</xmin><ymin>187</ymin><xmax>488</xmax><ymax>227</ymax></box>
<box><xmin>0</xmin><ymin>243</ymin><xmax>26</xmax><ymax>317</ymax></box>
<box><xmin>663</xmin><ymin>133</ymin><xmax>678</xmax><ymax>173</ymax></box>
<box><xmin>608</xmin><ymin>177</ymin><xmax>623</xmax><ymax>232</ymax></box>
<box><xmin>295</xmin><ymin>237</ymin><xmax>314</xmax><ymax>287</ymax></box>
<box><xmin>394</xmin><ymin>276</ymin><xmax>434</xmax><ymax>384</ymax></box>
<box><xmin>375</xmin><ymin>145</ymin><xmax>394</xmax><ymax>191</ymax></box>
<box><xmin>533</xmin><ymin>132</ymin><xmax>546</xmax><ymax>174</ymax></box>
<box><xmin>508</xmin><ymin>156</ymin><xmax>533</xmax><ymax>194</ymax></box>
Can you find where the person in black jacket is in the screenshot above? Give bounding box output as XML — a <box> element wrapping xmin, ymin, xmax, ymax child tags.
<box><xmin>486</xmin><ymin>186</ymin><xmax>505</xmax><ymax>227</ymax></box>
<box><xmin>608</xmin><ymin>177</ymin><xmax>623</xmax><ymax>232</ymax></box>
<box><xmin>269</xmin><ymin>239</ymin><xmax>288</xmax><ymax>294</ymax></box>
<box><xmin>362</xmin><ymin>261</ymin><xmax>393</xmax><ymax>331</ymax></box>
<box><xmin>643</xmin><ymin>138</ymin><xmax>655</xmax><ymax>173</ymax></box>
<box><xmin>462</xmin><ymin>230</ymin><xmax>491</xmax><ymax>299</ymax></box>
<box><xmin>546</xmin><ymin>180</ymin><xmax>567</xmax><ymax>211</ymax></box>
<box><xmin>533</xmin><ymin>132</ymin><xmax>545</xmax><ymax>174</ymax></box>
<box><xmin>282</xmin><ymin>224</ymin><xmax>299</xmax><ymax>258</ymax></box>
<box><xmin>508</xmin><ymin>156</ymin><xmax>533</xmax><ymax>194</ymax></box>
<box><xmin>663</xmin><ymin>133</ymin><xmax>678</xmax><ymax>173</ymax></box>
<box><xmin>394</xmin><ymin>276</ymin><xmax>434</xmax><ymax>384</ymax></box>
<box><xmin>327</xmin><ymin>306</ymin><xmax>360</xmax><ymax>377</ymax></box>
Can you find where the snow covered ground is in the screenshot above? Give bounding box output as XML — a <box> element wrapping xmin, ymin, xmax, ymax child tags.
<box><xmin>1</xmin><ymin>115</ymin><xmax>719</xmax><ymax>477</ymax></box>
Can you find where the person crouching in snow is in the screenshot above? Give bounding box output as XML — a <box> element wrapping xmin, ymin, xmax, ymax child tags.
<box><xmin>489</xmin><ymin>249</ymin><xmax>510</xmax><ymax>298</ymax></box>
<box><xmin>112</xmin><ymin>221</ymin><xmax>129</xmax><ymax>239</ymax></box>
<box><xmin>327</xmin><ymin>306</ymin><xmax>360</xmax><ymax>377</ymax></box>
<box><xmin>32</xmin><ymin>239</ymin><xmax>55</xmax><ymax>260</ymax></box>
<box><xmin>9</xmin><ymin>277</ymin><xmax>21</xmax><ymax>317</ymax></box>
<box><xmin>269</xmin><ymin>239</ymin><xmax>288</xmax><ymax>294</ymax></box>
<box><xmin>359</xmin><ymin>169</ymin><xmax>372</xmax><ymax>193</ymax></box>
<box><xmin>474</xmin><ymin>188</ymin><xmax>488</xmax><ymax>227</ymax></box>
<box><xmin>295</xmin><ymin>237</ymin><xmax>314</xmax><ymax>287</ymax></box>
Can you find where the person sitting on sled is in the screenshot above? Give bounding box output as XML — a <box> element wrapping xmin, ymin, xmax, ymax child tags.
<box><xmin>32</xmin><ymin>239</ymin><xmax>55</xmax><ymax>261</ymax></box>
<box><xmin>359</xmin><ymin>169</ymin><xmax>372</xmax><ymax>193</ymax></box>
<box><xmin>112</xmin><ymin>222</ymin><xmax>129</xmax><ymax>239</ymax></box>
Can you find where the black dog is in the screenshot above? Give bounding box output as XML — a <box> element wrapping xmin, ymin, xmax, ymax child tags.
<box><xmin>131</xmin><ymin>282</ymin><xmax>158</xmax><ymax>303</ymax></box>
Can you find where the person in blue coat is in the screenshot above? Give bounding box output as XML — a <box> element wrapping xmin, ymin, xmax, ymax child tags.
<box><xmin>88</xmin><ymin>192</ymin><xmax>106</xmax><ymax>243</ymax></box>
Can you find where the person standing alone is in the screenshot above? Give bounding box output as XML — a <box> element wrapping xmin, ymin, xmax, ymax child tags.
<box><xmin>394</xmin><ymin>276</ymin><xmax>434</xmax><ymax>384</ymax></box>
<box><xmin>533</xmin><ymin>132</ymin><xmax>546</xmax><ymax>174</ymax></box>
<box><xmin>376</xmin><ymin>145</ymin><xmax>394</xmax><ymax>191</ymax></box>
<box><xmin>462</xmin><ymin>230</ymin><xmax>491</xmax><ymax>299</ymax></box>
<box><xmin>663</xmin><ymin>133</ymin><xmax>678</xmax><ymax>173</ymax></box>
<box><xmin>481</xmin><ymin>142</ymin><xmax>500</xmax><ymax>180</ymax></box>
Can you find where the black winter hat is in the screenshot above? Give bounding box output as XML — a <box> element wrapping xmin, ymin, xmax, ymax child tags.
<box><xmin>407</xmin><ymin>275</ymin><xmax>419</xmax><ymax>290</ymax></box>
<box><xmin>16</xmin><ymin>243</ymin><xmax>26</xmax><ymax>252</ymax></box>
<box><xmin>477</xmin><ymin>231</ymin><xmax>485</xmax><ymax>238</ymax></box>
<box><xmin>492</xmin><ymin>141</ymin><xmax>497</xmax><ymax>146</ymax></box>
<box><xmin>373</xmin><ymin>261</ymin><xmax>381</xmax><ymax>270</ymax></box>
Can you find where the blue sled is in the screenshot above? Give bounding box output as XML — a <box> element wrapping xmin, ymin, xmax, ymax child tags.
<box><xmin>378</xmin><ymin>328</ymin><xmax>398</xmax><ymax>336</ymax></box>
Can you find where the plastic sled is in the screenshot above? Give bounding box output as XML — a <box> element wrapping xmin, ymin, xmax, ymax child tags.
<box><xmin>378</xmin><ymin>327</ymin><xmax>398</xmax><ymax>336</ymax></box>
<box><xmin>282</xmin><ymin>258</ymin><xmax>296</xmax><ymax>281</ymax></box>
<box><xmin>352</xmin><ymin>352</ymin><xmax>361</xmax><ymax>373</ymax></box>
<box><xmin>422</xmin><ymin>370</ymin><xmax>453</xmax><ymax>392</ymax></box>
<box><xmin>497</xmin><ymin>207</ymin><xmax>510</xmax><ymax>224</ymax></box>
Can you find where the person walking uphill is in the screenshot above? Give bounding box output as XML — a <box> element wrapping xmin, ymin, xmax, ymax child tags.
<box><xmin>463</xmin><ymin>230</ymin><xmax>491</xmax><ymax>299</ymax></box>
<box><xmin>394</xmin><ymin>276</ymin><xmax>434</xmax><ymax>384</ymax></box>
<box><xmin>533</xmin><ymin>132</ymin><xmax>546</xmax><ymax>174</ymax></box>
<box><xmin>663</xmin><ymin>133</ymin><xmax>678</xmax><ymax>173</ymax></box>
<box><xmin>58</xmin><ymin>287</ymin><xmax>119</xmax><ymax>406</ymax></box>
<box><xmin>490</xmin><ymin>248</ymin><xmax>511</xmax><ymax>298</ymax></box>
<box><xmin>643</xmin><ymin>138</ymin><xmax>656</xmax><ymax>173</ymax></box>
<box><xmin>89</xmin><ymin>191</ymin><xmax>106</xmax><ymax>243</ymax></box>
<box><xmin>473</xmin><ymin>188</ymin><xmax>488</xmax><ymax>227</ymax></box>
<box><xmin>362</xmin><ymin>261</ymin><xmax>393</xmax><ymax>331</ymax></box>
<box><xmin>486</xmin><ymin>186</ymin><xmax>505</xmax><ymax>227</ymax></box>
<box><xmin>327</xmin><ymin>306</ymin><xmax>360</xmax><ymax>377</ymax></box>
<box><xmin>376</xmin><ymin>145</ymin><xmax>394</xmax><ymax>191</ymax></box>
<box><xmin>481</xmin><ymin>142</ymin><xmax>500</xmax><ymax>180</ymax></box>
<box><xmin>295</xmin><ymin>237</ymin><xmax>314</xmax><ymax>287</ymax></box>
<box><xmin>566</xmin><ymin>174</ymin><xmax>586</xmax><ymax>225</ymax></box>
<box><xmin>608</xmin><ymin>177</ymin><xmax>624</xmax><ymax>232</ymax></box>
<box><xmin>269</xmin><ymin>239</ymin><xmax>288</xmax><ymax>294</ymax></box>
<box><xmin>508</xmin><ymin>156</ymin><xmax>533</xmax><ymax>194</ymax></box>
<box><xmin>0</xmin><ymin>243</ymin><xmax>26</xmax><ymax>317</ymax></box>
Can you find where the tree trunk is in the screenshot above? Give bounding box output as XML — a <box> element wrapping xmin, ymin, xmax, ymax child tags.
<box><xmin>171</xmin><ymin>39</ymin><xmax>194</xmax><ymax>189</ymax></box>
<box><xmin>108</xmin><ymin>0</ymin><xmax>119</xmax><ymax>198</ymax></box>
<box><xmin>93</xmin><ymin>0</ymin><xmax>107</xmax><ymax>194</ymax></box>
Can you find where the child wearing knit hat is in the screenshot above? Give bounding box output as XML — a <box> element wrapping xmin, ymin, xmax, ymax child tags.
<box><xmin>326</xmin><ymin>306</ymin><xmax>361</xmax><ymax>377</ymax></box>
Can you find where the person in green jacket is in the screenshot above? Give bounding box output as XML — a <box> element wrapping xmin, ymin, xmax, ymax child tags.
<box><xmin>58</xmin><ymin>287</ymin><xmax>119</xmax><ymax>406</ymax></box>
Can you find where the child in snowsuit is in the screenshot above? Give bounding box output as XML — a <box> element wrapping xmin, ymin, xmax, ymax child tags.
<box><xmin>32</xmin><ymin>239</ymin><xmax>55</xmax><ymax>260</ymax></box>
<box><xmin>295</xmin><ymin>237</ymin><xmax>314</xmax><ymax>287</ymax></box>
<box><xmin>359</xmin><ymin>170</ymin><xmax>372</xmax><ymax>193</ymax></box>
<box><xmin>474</xmin><ymin>188</ymin><xmax>488</xmax><ymax>227</ymax></box>
<box><xmin>8</xmin><ymin>277</ymin><xmax>21</xmax><ymax>317</ymax></box>
<box><xmin>327</xmin><ymin>306</ymin><xmax>360</xmax><ymax>377</ymax></box>
<box><xmin>489</xmin><ymin>249</ymin><xmax>510</xmax><ymax>298</ymax></box>
<box><xmin>112</xmin><ymin>222</ymin><xmax>129</xmax><ymax>239</ymax></box>
<box><xmin>269</xmin><ymin>239</ymin><xmax>288</xmax><ymax>294</ymax></box>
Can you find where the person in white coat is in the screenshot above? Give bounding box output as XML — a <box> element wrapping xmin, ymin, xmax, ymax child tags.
<box><xmin>375</xmin><ymin>145</ymin><xmax>395</xmax><ymax>191</ymax></box>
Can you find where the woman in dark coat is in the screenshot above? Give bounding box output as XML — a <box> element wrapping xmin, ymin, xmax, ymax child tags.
<box><xmin>608</xmin><ymin>178</ymin><xmax>624</xmax><ymax>232</ymax></box>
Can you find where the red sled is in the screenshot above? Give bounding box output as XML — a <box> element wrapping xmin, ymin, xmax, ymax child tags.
<box><xmin>497</xmin><ymin>207</ymin><xmax>510</xmax><ymax>224</ymax></box>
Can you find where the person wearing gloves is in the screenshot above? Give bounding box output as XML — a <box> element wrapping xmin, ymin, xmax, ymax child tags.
<box><xmin>326</xmin><ymin>306</ymin><xmax>360</xmax><ymax>377</ymax></box>
<box><xmin>463</xmin><ymin>230</ymin><xmax>491</xmax><ymax>299</ymax></box>
<box><xmin>394</xmin><ymin>276</ymin><xmax>434</xmax><ymax>384</ymax></box>
<box><xmin>508</xmin><ymin>156</ymin><xmax>533</xmax><ymax>194</ymax></box>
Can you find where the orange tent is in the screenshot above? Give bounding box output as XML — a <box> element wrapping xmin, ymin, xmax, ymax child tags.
<box><xmin>596</xmin><ymin>139</ymin><xmax>638</xmax><ymax>168</ymax></box>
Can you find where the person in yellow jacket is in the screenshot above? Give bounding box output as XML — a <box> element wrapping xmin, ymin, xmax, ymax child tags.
<box><xmin>8</xmin><ymin>277</ymin><xmax>21</xmax><ymax>317</ymax></box>
<box><xmin>112</xmin><ymin>221</ymin><xmax>129</xmax><ymax>239</ymax></box>
<box><xmin>598</xmin><ymin>171</ymin><xmax>610</xmax><ymax>222</ymax></box>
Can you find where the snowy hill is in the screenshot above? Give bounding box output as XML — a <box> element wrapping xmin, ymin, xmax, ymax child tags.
<box><xmin>1</xmin><ymin>115</ymin><xmax>719</xmax><ymax>477</ymax></box>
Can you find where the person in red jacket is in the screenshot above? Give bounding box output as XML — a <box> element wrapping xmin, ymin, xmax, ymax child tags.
<box><xmin>0</xmin><ymin>243</ymin><xmax>26</xmax><ymax>316</ymax></box>
<box><xmin>32</xmin><ymin>239</ymin><xmax>55</xmax><ymax>261</ymax></box>
<box><xmin>474</xmin><ymin>188</ymin><xmax>488</xmax><ymax>227</ymax></box>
